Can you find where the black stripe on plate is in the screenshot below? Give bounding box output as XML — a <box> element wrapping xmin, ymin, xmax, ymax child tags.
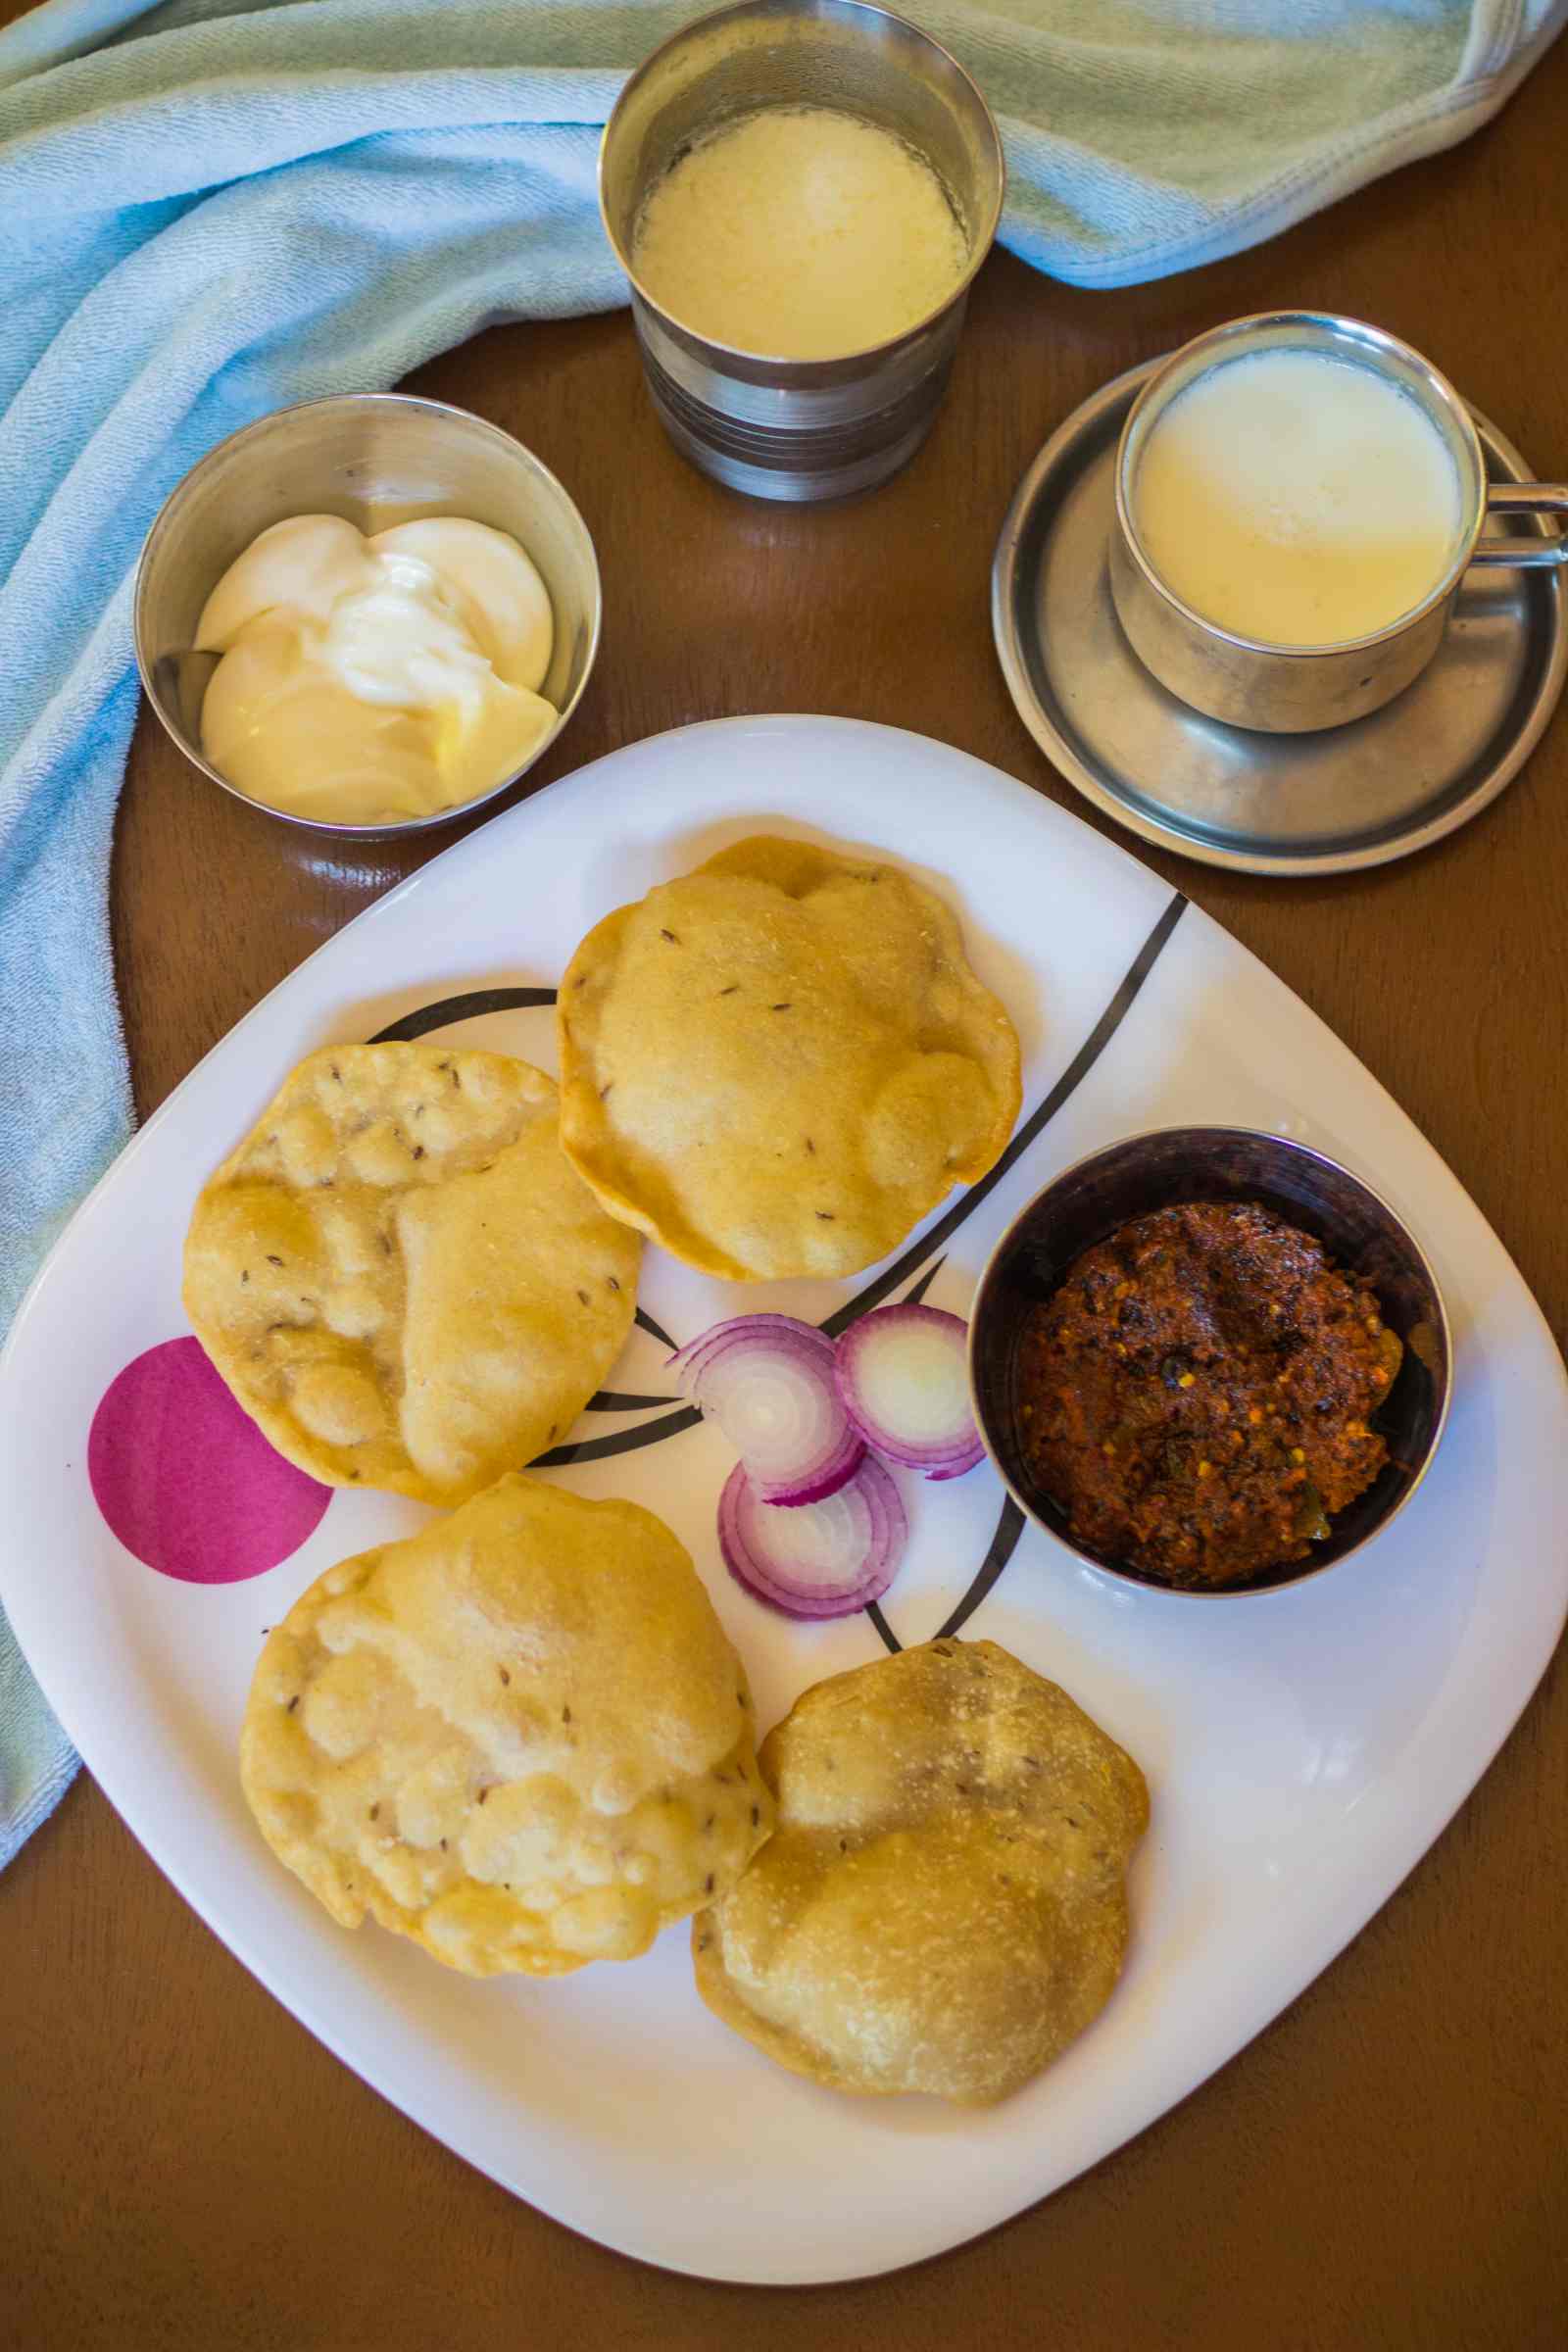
<box><xmin>635</xmin><ymin>1306</ymin><xmax>676</xmax><ymax>1351</ymax></box>
<box><xmin>932</xmin><ymin>1497</ymin><xmax>1028</xmax><ymax>1642</ymax></box>
<box><xmin>369</xmin><ymin>986</ymin><xmax>558</xmax><ymax>1044</ymax></box>
<box><xmin>864</xmin><ymin>1602</ymin><xmax>900</xmax><ymax>1656</ymax></box>
<box><xmin>900</xmin><ymin>1257</ymin><xmax>945</xmax><ymax>1309</ymax></box>
<box><xmin>530</xmin><ymin>1403</ymin><xmax>703</xmax><ymax>1470</ymax></box>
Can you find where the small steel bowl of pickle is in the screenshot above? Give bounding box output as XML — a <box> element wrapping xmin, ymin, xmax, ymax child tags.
<box><xmin>969</xmin><ymin>1128</ymin><xmax>1451</xmax><ymax>1597</ymax></box>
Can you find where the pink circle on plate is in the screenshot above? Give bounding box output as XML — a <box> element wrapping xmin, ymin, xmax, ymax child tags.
<box><xmin>88</xmin><ymin>1337</ymin><xmax>331</xmax><ymax>1584</ymax></box>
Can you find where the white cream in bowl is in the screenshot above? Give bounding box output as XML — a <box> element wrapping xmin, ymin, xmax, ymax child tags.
<box><xmin>196</xmin><ymin>515</ymin><xmax>558</xmax><ymax>825</ymax></box>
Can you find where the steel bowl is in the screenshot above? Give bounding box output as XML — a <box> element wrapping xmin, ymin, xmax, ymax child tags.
<box><xmin>1109</xmin><ymin>311</ymin><xmax>1568</xmax><ymax>733</ymax></box>
<box><xmin>133</xmin><ymin>393</ymin><xmax>602</xmax><ymax>838</ymax></box>
<box><xmin>968</xmin><ymin>1127</ymin><xmax>1452</xmax><ymax>1598</ymax></box>
<box><xmin>600</xmin><ymin>0</ymin><xmax>1004</xmax><ymax>503</ymax></box>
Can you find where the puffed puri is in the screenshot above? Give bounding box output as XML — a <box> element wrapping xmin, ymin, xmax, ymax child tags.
<box><xmin>556</xmin><ymin>836</ymin><xmax>1022</xmax><ymax>1283</ymax></box>
<box><xmin>240</xmin><ymin>1474</ymin><xmax>773</xmax><ymax>1977</ymax></box>
<box><xmin>691</xmin><ymin>1639</ymin><xmax>1149</xmax><ymax>2104</ymax></box>
<box><xmin>183</xmin><ymin>1043</ymin><xmax>641</xmax><ymax>1504</ymax></box>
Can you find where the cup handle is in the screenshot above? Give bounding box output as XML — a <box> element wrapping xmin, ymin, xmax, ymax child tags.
<box><xmin>1469</xmin><ymin>482</ymin><xmax>1568</xmax><ymax>567</ymax></box>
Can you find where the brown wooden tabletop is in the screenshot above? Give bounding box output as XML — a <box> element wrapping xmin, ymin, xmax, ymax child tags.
<box><xmin>4</xmin><ymin>21</ymin><xmax>1567</xmax><ymax>2350</ymax></box>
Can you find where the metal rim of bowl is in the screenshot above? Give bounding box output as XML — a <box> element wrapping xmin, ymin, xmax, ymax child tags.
<box><xmin>131</xmin><ymin>391</ymin><xmax>604</xmax><ymax>842</ymax></box>
<box><xmin>597</xmin><ymin>0</ymin><xmax>1006</xmax><ymax>370</ymax></box>
<box><xmin>965</xmin><ymin>1123</ymin><xmax>1455</xmax><ymax>1600</ymax></box>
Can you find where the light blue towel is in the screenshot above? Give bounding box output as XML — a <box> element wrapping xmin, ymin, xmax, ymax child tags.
<box><xmin>1</xmin><ymin>0</ymin><xmax>1562</xmax><ymax>1870</ymax></box>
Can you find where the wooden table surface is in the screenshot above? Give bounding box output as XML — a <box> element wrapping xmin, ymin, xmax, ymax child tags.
<box><xmin>5</xmin><ymin>23</ymin><xmax>1567</xmax><ymax>2351</ymax></box>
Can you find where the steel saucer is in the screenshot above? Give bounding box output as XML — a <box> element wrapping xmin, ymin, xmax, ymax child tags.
<box><xmin>992</xmin><ymin>358</ymin><xmax>1567</xmax><ymax>876</ymax></box>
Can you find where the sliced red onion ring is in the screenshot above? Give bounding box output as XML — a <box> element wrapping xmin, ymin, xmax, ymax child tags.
<box><xmin>834</xmin><ymin>1303</ymin><xmax>984</xmax><ymax>1480</ymax></box>
<box><xmin>668</xmin><ymin>1313</ymin><xmax>864</xmax><ymax>1505</ymax></box>
<box><xmin>717</xmin><ymin>1455</ymin><xmax>907</xmax><ymax>1620</ymax></box>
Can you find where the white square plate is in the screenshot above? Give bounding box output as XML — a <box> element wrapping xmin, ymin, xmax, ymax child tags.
<box><xmin>3</xmin><ymin>717</ymin><xmax>1564</xmax><ymax>2282</ymax></box>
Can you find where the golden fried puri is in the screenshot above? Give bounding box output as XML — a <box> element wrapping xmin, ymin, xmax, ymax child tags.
<box><xmin>184</xmin><ymin>1044</ymin><xmax>640</xmax><ymax>1503</ymax></box>
<box><xmin>692</xmin><ymin>1639</ymin><xmax>1148</xmax><ymax>2104</ymax></box>
<box><xmin>556</xmin><ymin>837</ymin><xmax>1021</xmax><ymax>1281</ymax></box>
<box><xmin>241</xmin><ymin>1475</ymin><xmax>773</xmax><ymax>1975</ymax></box>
